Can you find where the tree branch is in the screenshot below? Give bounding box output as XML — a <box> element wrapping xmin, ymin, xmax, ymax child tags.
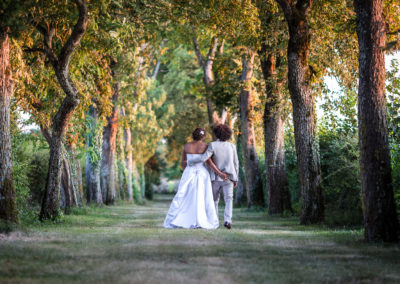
<box><xmin>30</xmin><ymin>20</ymin><xmax>59</xmax><ymax>66</ymax></box>
<box><xmin>275</xmin><ymin>0</ymin><xmax>293</xmax><ymax>19</ymax></box>
<box><xmin>206</xmin><ymin>36</ymin><xmax>219</xmax><ymax>65</ymax></box>
<box><xmin>58</xmin><ymin>0</ymin><xmax>88</xmax><ymax>71</ymax></box>
<box><xmin>40</xmin><ymin>126</ymin><xmax>52</xmax><ymax>145</ymax></box>
<box><xmin>219</xmin><ymin>39</ymin><xmax>225</xmax><ymax>56</ymax></box>
<box><xmin>192</xmin><ymin>35</ymin><xmax>205</xmax><ymax>68</ymax></box>
<box><xmin>296</xmin><ymin>0</ymin><xmax>313</xmax><ymax>14</ymax></box>
<box><xmin>387</xmin><ymin>28</ymin><xmax>400</xmax><ymax>36</ymax></box>
<box><xmin>23</xmin><ymin>47</ymin><xmax>45</xmax><ymax>54</ymax></box>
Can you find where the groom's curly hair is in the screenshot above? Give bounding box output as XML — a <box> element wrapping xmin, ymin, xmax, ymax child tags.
<box><xmin>213</xmin><ymin>124</ymin><xmax>232</xmax><ymax>141</ymax></box>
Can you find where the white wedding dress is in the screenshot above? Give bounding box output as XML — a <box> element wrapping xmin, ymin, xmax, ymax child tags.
<box><xmin>163</xmin><ymin>154</ymin><xmax>219</xmax><ymax>229</ymax></box>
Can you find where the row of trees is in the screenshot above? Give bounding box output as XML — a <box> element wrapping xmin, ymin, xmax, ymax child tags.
<box><xmin>0</xmin><ymin>0</ymin><xmax>399</xmax><ymax>242</ymax></box>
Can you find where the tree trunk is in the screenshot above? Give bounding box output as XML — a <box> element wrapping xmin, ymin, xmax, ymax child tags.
<box><xmin>60</xmin><ymin>155</ymin><xmax>73</xmax><ymax>213</ymax></box>
<box><xmin>239</xmin><ymin>51</ymin><xmax>264</xmax><ymax>208</ymax></box>
<box><xmin>101</xmin><ymin>83</ymin><xmax>120</xmax><ymax>205</ymax></box>
<box><xmin>138</xmin><ymin>163</ymin><xmax>146</xmax><ymax>199</ymax></box>
<box><xmin>125</xmin><ymin>125</ymin><xmax>133</xmax><ymax>202</ymax></box>
<box><xmin>68</xmin><ymin>142</ymin><xmax>83</xmax><ymax>206</ymax></box>
<box><xmin>85</xmin><ymin>106</ymin><xmax>103</xmax><ymax>205</ymax></box>
<box><xmin>234</xmin><ymin>133</ymin><xmax>248</xmax><ymax>207</ymax></box>
<box><xmin>0</xmin><ymin>31</ymin><xmax>18</xmax><ymax>224</ymax></box>
<box><xmin>260</xmin><ymin>53</ymin><xmax>292</xmax><ymax>214</ymax></box>
<box><xmin>354</xmin><ymin>0</ymin><xmax>399</xmax><ymax>242</ymax></box>
<box><xmin>39</xmin><ymin>0</ymin><xmax>88</xmax><ymax>220</ymax></box>
<box><xmin>117</xmin><ymin>122</ymin><xmax>128</xmax><ymax>200</ymax></box>
<box><xmin>276</xmin><ymin>0</ymin><xmax>324</xmax><ymax>224</ymax></box>
<box><xmin>40</xmin><ymin>127</ymin><xmax>81</xmax><ymax>212</ymax></box>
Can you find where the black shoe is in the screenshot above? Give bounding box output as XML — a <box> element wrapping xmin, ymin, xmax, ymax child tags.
<box><xmin>224</xmin><ymin>222</ymin><xmax>232</xmax><ymax>230</ymax></box>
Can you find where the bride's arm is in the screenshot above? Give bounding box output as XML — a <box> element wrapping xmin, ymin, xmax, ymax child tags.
<box><xmin>181</xmin><ymin>148</ymin><xmax>187</xmax><ymax>171</ymax></box>
<box><xmin>206</xmin><ymin>158</ymin><xmax>228</xmax><ymax>180</ymax></box>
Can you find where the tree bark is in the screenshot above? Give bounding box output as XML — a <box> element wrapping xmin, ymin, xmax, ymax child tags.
<box><xmin>354</xmin><ymin>0</ymin><xmax>399</xmax><ymax>242</ymax></box>
<box><xmin>68</xmin><ymin>141</ymin><xmax>83</xmax><ymax>206</ymax></box>
<box><xmin>39</xmin><ymin>0</ymin><xmax>88</xmax><ymax>220</ymax></box>
<box><xmin>60</xmin><ymin>155</ymin><xmax>73</xmax><ymax>213</ymax></box>
<box><xmin>100</xmin><ymin>82</ymin><xmax>120</xmax><ymax>205</ymax></box>
<box><xmin>85</xmin><ymin>105</ymin><xmax>103</xmax><ymax>205</ymax></box>
<box><xmin>260</xmin><ymin>52</ymin><xmax>292</xmax><ymax>214</ymax></box>
<box><xmin>276</xmin><ymin>0</ymin><xmax>324</xmax><ymax>224</ymax></box>
<box><xmin>117</xmin><ymin>121</ymin><xmax>128</xmax><ymax>200</ymax></box>
<box><xmin>40</xmin><ymin>127</ymin><xmax>81</xmax><ymax>211</ymax></box>
<box><xmin>239</xmin><ymin>51</ymin><xmax>264</xmax><ymax>208</ymax></box>
<box><xmin>125</xmin><ymin>125</ymin><xmax>133</xmax><ymax>202</ymax></box>
<box><xmin>234</xmin><ymin>133</ymin><xmax>248</xmax><ymax>207</ymax></box>
<box><xmin>0</xmin><ymin>31</ymin><xmax>18</xmax><ymax>224</ymax></box>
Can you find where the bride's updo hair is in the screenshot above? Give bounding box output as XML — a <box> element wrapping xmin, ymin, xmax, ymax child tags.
<box><xmin>192</xmin><ymin>127</ymin><xmax>206</xmax><ymax>141</ymax></box>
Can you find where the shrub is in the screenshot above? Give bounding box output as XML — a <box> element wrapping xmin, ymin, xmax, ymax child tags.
<box><xmin>319</xmin><ymin>129</ymin><xmax>362</xmax><ymax>227</ymax></box>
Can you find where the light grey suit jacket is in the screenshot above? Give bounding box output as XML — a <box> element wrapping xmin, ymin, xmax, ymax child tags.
<box><xmin>188</xmin><ymin>140</ymin><xmax>239</xmax><ymax>182</ymax></box>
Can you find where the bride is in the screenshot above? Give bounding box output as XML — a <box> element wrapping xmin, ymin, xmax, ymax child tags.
<box><xmin>163</xmin><ymin>127</ymin><xmax>228</xmax><ymax>229</ymax></box>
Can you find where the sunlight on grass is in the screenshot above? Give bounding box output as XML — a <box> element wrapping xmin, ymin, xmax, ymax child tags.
<box><xmin>0</xmin><ymin>194</ymin><xmax>398</xmax><ymax>284</ymax></box>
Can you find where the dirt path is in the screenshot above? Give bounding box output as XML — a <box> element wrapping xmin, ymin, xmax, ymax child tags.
<box><xmin>0</xmin><ymin>195</ymin><xmax>399</xmax><ymax>283</ymax></box>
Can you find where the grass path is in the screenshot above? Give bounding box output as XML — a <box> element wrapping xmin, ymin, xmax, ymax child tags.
<box><xmin>0</xmin><ymin>194</ymin><xmax>399</xmax><ymax>283</ymax></box>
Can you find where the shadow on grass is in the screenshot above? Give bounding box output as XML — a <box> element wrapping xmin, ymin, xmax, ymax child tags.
<box><xmin>0</xmin><ymin>194</ymin><xmax>399</xmax><ymax>283</ymax></box>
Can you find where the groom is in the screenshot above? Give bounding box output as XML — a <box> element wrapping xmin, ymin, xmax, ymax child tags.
<box><xmin>188</xmin><ymin>124</ymin><xmax>239</xmax><ymax>229</ymax></box>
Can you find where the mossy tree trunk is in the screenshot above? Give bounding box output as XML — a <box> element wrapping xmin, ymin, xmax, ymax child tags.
<box><xmin>275</xmin><ymin>0</ymin><xmax>324</xmax><ymax>224</ymax></box>
<box><xmin>239</xmin><ymin>50</ymin><xmax>264</xmax><ymax>208</ymax></box>
<box><xmin>0</xmin><ymin>31</ymin><xmax>18</xmax><ymax>224</ymax></box>
<box><xmin>124</xmin><ymin>124</ymin><xmax>133</xmax><ymax>202</ymax></box>
<box><xmin>354</xmin><ymin>0</ymin><xmax>399</xmax><ymax>242</ymax></box>
<box><xmin>85</xmin><ymin>105</ymin><xmax>103</xmax><ymax>205</ymax></box>
<box><xmin>234</xmin><ymin>133</ymin><xmax>248</xmax><ymax>207</ymax></box>
<box><xmin>117</xmin><ymin>121</ymin><xmax>128</xmax><ymax>200</ymax></box>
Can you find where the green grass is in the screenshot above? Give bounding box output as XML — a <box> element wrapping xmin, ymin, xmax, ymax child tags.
<box><xmin>0</xmin><ymin>194</ymin><xmax>399</xmax><ymax>283</ymax></box>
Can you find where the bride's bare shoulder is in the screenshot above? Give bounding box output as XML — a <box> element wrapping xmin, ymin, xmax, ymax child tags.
<box><xmin>199</xmin><ymin>141</ymin><xmax>208</xmax><ymax>152</ymax></box>
<box><xmin>183</xmin><ymin>142</ymin><xmax>194</xmax><ymax>151</ymax></box>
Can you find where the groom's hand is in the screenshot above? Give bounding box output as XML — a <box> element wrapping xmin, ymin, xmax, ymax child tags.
<box><xmin>233</xmin><ymin>181</ymin><xmax>238</xmax><ymax>188</ymax></box>
<box><xmin>219</xmin><ymin>172</ymin><xmax>229</xmax><ymax>180</ymax></box>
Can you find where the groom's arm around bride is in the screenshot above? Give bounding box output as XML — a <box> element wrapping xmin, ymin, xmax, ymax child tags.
<box><xmin>188</xmin><ymin>124</ymin><xmax>239</xmax><ymax>187</ymax></box>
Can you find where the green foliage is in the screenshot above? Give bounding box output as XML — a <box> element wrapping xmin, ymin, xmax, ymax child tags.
<box><xmin>85</xmin><ymin>109</ymin><xmax>104</xmax><ymax>168</ymax></box>
<box><xmin>10</xmin><ymin>120</ymin><xmax>48</xmax><ymax>225</ymax></box>
<box><xmin>387</xmin><ymin>58</ymin><xmax>400</xmax><ymax>215</ymax></box>
<box><xmin>158</xmin><ymin>46</ymin><xmax>208</xmax><ymax>163</ymax></box>
<box><xmin>144</xmin><ymin>155</ymin><xmax>161</xmax><ymax>200</ymax></box>
<box><xmin>284</xmin><ymin>124</ymin><xmax>300</xmax><ymax>212</ymax></box>
<box><xmin>235</xmin><ymin>133</ymin><xmax>248</xmax><ymax>207</ymax></box>
<box><xmin>132</xmin><ymin>176</ymin><xmax>144</xmax><ymax>205</ymax></box>
<box><xmin>319</xmin><ymin>127</ymin><xmax>362</xmax><ymax>227</ymax></box>
<box><xmin>391</xmin><ymin>143</ymin><xmax>400</xmax><ymax>215</ymax></box>
<box><xmin>164</xmin><ymin>161</ymin><xmax>182</xmax><ymax>180</ymax></box>
<box><xmin>0</xmin><ymin>1</ymin><xmax>30</xmax><ymax>36</ymax></box>
<box><xmin>27</xmin><ymin>151</ymin><xmax>48</xmax><ymax>203</ymax></box>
